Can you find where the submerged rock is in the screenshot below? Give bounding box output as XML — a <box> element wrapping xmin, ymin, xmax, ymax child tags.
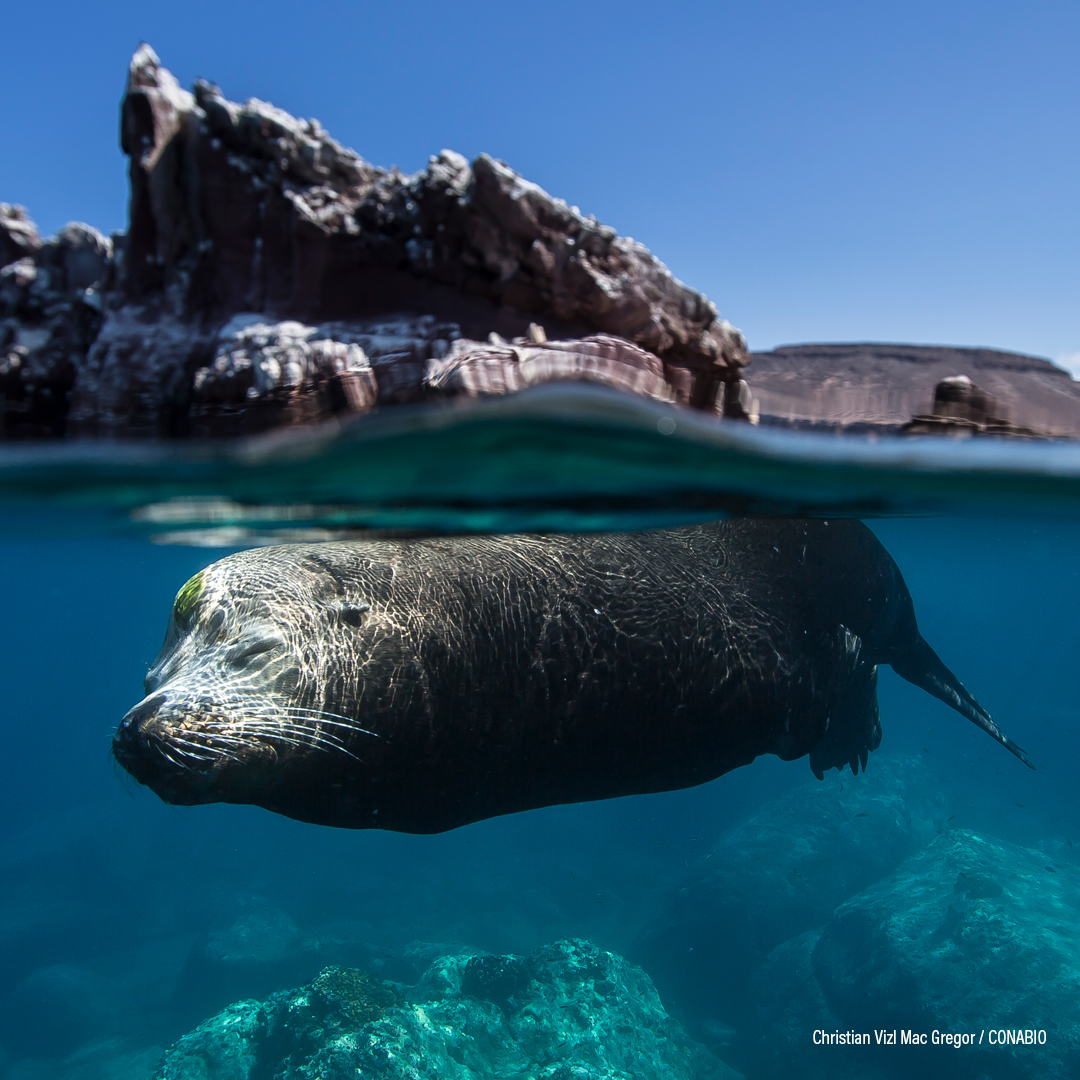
<box><xmin>171</xmin><ymin>899</ymin><xmax>384</xmax><ymax>1031</ymax></box>
<box><xmin>156</xmin><ymin>939</ymin><xmax>742</xmax><ymax>1080</ymax></box>
<box><xmin>0</xmin><ymin>964</ymin><xmax>135</xmax><ymax>1059</ymax></box>
<box><xmin>749</xmin><ymin>829</ymin><xmax>1080</xmax><ymax>1079</ymax></box>
<box><xmin>811</xmin><ymin>829</ymin><xmax>1080</xmax><ymax>1078</ymax></box>
<box><xmin>4</xmin><ymin>1038</ymin><xmax>164</xmax><ymax>1080</ymax></box>
<box><xmin>749</xmin><ymin>930</ymin><xmax>890</xmax><ymax>1080</ymax></box>
<box><xmin>633</xmin><ymin>756</ymin><xmax>945</xmax><ymax>1025</ymax></box>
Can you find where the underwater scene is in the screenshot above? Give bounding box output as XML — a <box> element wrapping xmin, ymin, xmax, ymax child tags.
<box><xmin>5</xmin><ymin>7</ymin><xmax>1080</xmax><ymax>1078</ymax></box>
<box><xmin>0</xmin><ymin>410</ymin><xmax>1077</xmax><ymax>1080</ymax></box>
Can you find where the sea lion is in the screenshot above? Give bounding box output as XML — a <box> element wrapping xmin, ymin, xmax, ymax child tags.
<box><xmin>113</xmin><ymin>520</ymin><xmax>1031</xmax><ymax>832</ymax></box>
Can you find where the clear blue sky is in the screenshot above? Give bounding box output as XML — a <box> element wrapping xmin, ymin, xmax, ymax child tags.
<box><xmin>3</xmin><ymin>0</ymin><xmax>1078</xmax><ymax>366</ymax></box>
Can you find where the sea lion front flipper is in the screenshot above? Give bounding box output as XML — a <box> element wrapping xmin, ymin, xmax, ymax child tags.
<box><xmin>889</xmin><ymin>635</ymin><xmax>1035</xmax><ymax>769</ymax></box>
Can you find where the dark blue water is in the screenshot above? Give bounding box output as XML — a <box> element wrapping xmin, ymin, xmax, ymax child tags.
<box><xmin>1</xmin><ymin>402</ymin><xmax>1077</xmax><ymax>1079</ymax></box>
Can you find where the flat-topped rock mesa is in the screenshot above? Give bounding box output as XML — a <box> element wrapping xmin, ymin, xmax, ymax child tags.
<box><xmin>747</xmin><ymin>342</ymin><xmax>1080</xmax><ymax>437</ymax></box>
<box><xmin>0</xmin><ymin>45</ymin><xmax>747</xmax><ymax>439</ymax></box>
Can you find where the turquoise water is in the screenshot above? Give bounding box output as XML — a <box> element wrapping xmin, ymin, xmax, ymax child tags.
<box><xmin>0</xmin><ymin>390</ymin><xmax>1077</xmax><ymax>1079</ymax></box>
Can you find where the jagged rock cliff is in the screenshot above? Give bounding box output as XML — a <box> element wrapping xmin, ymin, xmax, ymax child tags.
<box><xmin>0</xmin><ymin>206</ymin><xmax>113</xmax><ymax>437</ymax></box>
<box><xmin>0</xmin><ymin>46</ymin><xmax>747</xmax><ymax>439</ymax></box>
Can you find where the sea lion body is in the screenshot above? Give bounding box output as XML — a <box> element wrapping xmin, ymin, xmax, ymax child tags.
<box><xmin>114</xmin><ymin>520</ymin><xmax>1028</xmax><ymax>832</ymax></box>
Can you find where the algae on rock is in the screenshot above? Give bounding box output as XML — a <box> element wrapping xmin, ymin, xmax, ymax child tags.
<box><xmin>155</xmin><ymin>939</ymin><xmax>742</xmax><ymax>1080</ymax></box>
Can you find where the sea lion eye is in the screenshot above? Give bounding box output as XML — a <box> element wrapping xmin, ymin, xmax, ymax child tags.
<box><xmin>173</xmin><ymin>572</ymin><xmax>206</xmax><ymax>630</ymax></box>
<box><xmin>226</xmin><ymin>636</ymin><xmax>284</xmax><ymax>667</ymax></box>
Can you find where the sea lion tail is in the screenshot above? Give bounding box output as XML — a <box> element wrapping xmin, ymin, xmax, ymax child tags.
<box><xmin>889</xmin><ymin>635</ymin><xmax>1034</xmax><ymax>769</ymax></box>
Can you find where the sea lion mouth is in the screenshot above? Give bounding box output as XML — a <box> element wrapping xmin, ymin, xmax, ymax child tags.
<box><xmin>113</xmin><ymin>688</ymin><xmax>376</xmax><ymax>806</ymax></box>
<box><xmin>113</xmin><ymin>692</ymin><xmax>241</xmax><ymax>803</ymax></box>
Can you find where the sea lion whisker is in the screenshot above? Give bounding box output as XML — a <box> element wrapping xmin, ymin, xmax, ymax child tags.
<box><xmin>259</xmin><ymin>704</ymin><xmax>344</xmax><ymax>719</ymax></box>
<box><xmin>279</xmin><ymin>719</ymin><xmax>377</xmax><ymax>740</ymax></box>
<box><xmin>162</xmin><ymin>751</ymin><xmax>194</xmax><ymax>773</ymax></box>
<box><xmin>236</xmin><ymin>713</ymin><xmax>350</xmax><ymax>738</ymax></box>
<box><xmin>149</xmin><ymin>737</ymin><xmax>196</xmax><ymax>773</ymax></box>
<box><xmin>231</xmin><ymin>729</ymin><xmax>306</xmax><ymax>748</ymax></box>
<box><xmin>256</xmin><ymin>736</ymin><xmax>360</xmax><ymax>760</ymax></box>
<box><xmin>168</xmin><ymin>728</ymin><xmax>232</xmax><ymax>752</ymax></box>
<box><xmin>188</xmin><ymin>732</ymin><xmax>247</xmax><ymax>752</ymax></box>
<box><xmin>220</xmin><ymin>721</ymin><xmax>360</xmax><ymax>759</ymax></box>
<box><xmin>229</xmin><ymin>716</ymin><xmax>336</xmax><ymax>735</ymax></box>
<box><xmin>171</xmin><ymin>728</ymin><xmax>233</xmax><ymax>748</ymax></box>
<box><xmin>275</xmin><ymin>734</ymin><xmax>360</xmax><ymax>760</ymax></box>
<box><xmin>167</xmin><ymin>735</ymin><xmax>221</xmax><ymax>761</ymax></box>
<box><xmin>192</xmin><ymin>703</ymin><xmax>372</xmax><ymax>739</ymax></box>
<box><xmin>170</xmin><ymin>739</ymin><xmax>234</xmax><ymax>766</ymax></box>
<box><xmin>273</xmin><ymin>709</ymin><xmax>379</xmax><ymax>738</ymax></box>
<box><xmin>195</xmin><ymin>724</ymin><xmax>308</xmax><ymax>750</ymax></box>
<box><xmin>229</xmin><ymin>722</ymin><xmax>311</xmax><ymax>740</ymax></box>
<box><xmin>256</xmin><ymin>730</ymin><xmax>360</xmax><ymax>757</ymax></box>
<box><xmin>269</xmin><ymin>720</ymin><xmax>353</xmax><ymax>742</ymax></box>
<box><xmin>192</xmin><ymin>726</ymin><xmax>304</xmax><ymax>761</ymax></box>
<box><xmin>275</xmin><ymin>705</ymin><xmax>361</xmax><ymax>724</ymax></box>
<box><xmin>179</xmin><ymin>732</ymin><xmax>253</xmax><ymax>763</ymax></box>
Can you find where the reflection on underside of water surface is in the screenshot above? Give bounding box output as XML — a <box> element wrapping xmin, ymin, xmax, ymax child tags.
<box><xmin>4</xmin><ymin>386</ymin><xmax>1080</xmax><ymax>545</ymax></box>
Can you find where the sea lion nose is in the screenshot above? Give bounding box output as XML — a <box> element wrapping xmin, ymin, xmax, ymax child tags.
<box><xmin>113</xmin><ymin>693</ymin><xmax>167</xmax><ymax>769</ymax></box>
<box><xmin>119</xmin><ymin>693</ymin><xmax>166</xmax><ymax>731</ymax></box>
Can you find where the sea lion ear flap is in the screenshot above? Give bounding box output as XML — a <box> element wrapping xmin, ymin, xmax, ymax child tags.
<box><xmin>889</xmin><ymin>635</ymin><xmax>1035</xmax><ymax>769</ymax></box>
<box><xmin>331</xmin><ymin>601</ymin><xmax>371</xmax><ymax>628</ymax></box>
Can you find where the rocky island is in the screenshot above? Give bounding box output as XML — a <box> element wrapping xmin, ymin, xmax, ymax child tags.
<box><xmin>4</xmin><ymin>45</ymin><xmax>1079</xmax><ymax>443</ymax></box>
<box><xmin>0</xmin><ymin>46</ymin><xmax>748</xmax><ymax>441</ymax></box>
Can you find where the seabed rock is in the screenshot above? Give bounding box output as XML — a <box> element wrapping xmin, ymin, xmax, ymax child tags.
<box><xmin>637</xmin><ymin>760</ymin><xmax>1080</xmax><ymax>1079</ymax></box>
<box><xmin>634</xmin><ymin>756</ymin><xmax>946</xmax><ymax>1025</ymax></box>
<box><xmin>813</xmin><ymin>829</ymin><xmax>1080</xmax><ymax>1079</ymax></box>
<box><xmin>4</xmin><ymin>1039</ymin><xmax>165</xmax><ymax>1080</ymax></box>
<box><xmin>155</xmin><ymin>939</ymin><xmax>743</xmax><ymax>1080</ymax></box>
<box><xmin>749</xmin><ymin>829</ymin><xmax>1080</xmax><ymax>1080</ymax></box>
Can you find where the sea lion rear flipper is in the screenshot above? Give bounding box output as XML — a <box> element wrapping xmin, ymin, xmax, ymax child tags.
<box><xmin>890</xmin><ymin>635</ymin><xmax>1034</xmax><ymax>769</ymax></box>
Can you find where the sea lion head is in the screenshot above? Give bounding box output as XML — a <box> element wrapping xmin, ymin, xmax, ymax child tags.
<box><xmin>112</xmin><ymin>547</ymin><xmax>379</xmax><ymax>815</ymax></box>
